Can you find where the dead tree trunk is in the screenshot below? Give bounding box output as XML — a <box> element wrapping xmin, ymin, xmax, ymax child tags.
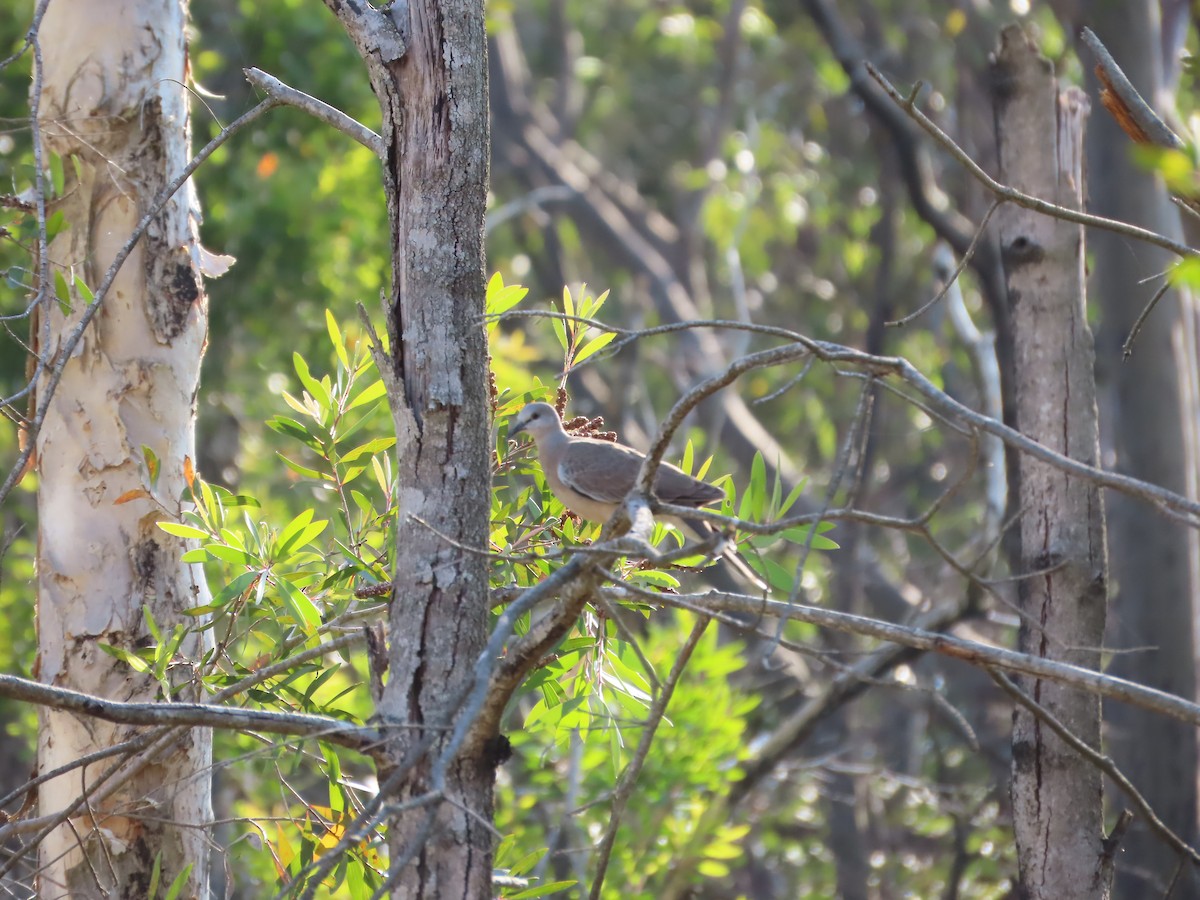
<box><xmin>992</xmin><ymin>27</ymin><xmax>1111</xmax><ymax>900</ymax></box>
<box><xmin>322</xmin><ymin>1</ymin><xmax>494</xmax><ymax>895</ymax></box>
<box><xmin>34</xmin><ymin>1</ymin><xmax>212</xmax><ymax>896</ymax></box>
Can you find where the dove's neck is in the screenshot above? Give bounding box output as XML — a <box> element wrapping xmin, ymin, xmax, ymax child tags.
<box><xmin>537</xmin><ymin>425</ymin><xmax>570</xmax><ymax>456</ymax></box>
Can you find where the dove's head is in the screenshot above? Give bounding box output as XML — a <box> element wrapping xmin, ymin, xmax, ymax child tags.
<box><xmin>509</xmin><ymin>402</ymin><xmax>566</xmax><ymax>444</ymax></box>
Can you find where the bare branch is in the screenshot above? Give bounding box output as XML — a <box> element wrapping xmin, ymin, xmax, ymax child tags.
<box><xmin>1079</xmin><ymin>27</ymin><xmax>1185</xmax><ymax>151</ymax></box>
<box><xmin>0</xmin><ymin>674</ymin><xmax>381</xmax><ymax>751</ymax></box>
<box><xmin>244</xmin><ymin>67</ymin><xmax>385</xmax><ymax>158</ymax></box>
<box><xmin>644</xmin><ymin>589</ymin><xmax>1200</xmax><ymax>727</ymax></box>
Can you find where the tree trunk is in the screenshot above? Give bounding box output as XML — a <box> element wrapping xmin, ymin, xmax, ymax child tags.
<box><xmin>992</xmin><ymin>27</ymin><xmax>1110</xmax><ymax>900</ymax></box>
<box><xmin>1073</xmin><ymin>3</ymin><xmax>1200</xmax><ymax>894</ymax></box>
<box><xmin>35</xmin><ymin>1</ymin><xmax>212</xmax><ymax>896</ymax></box>
<box><xmin>324</xmin><ymin>1</ymin><xmax>494</xmax><ymax>895</ymax></box>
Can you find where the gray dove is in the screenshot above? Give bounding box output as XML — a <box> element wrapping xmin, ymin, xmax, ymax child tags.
<box><xmin>510</xmin><ymin>402</ymin><xmax>767</xmax><ymax>590</ymax></box>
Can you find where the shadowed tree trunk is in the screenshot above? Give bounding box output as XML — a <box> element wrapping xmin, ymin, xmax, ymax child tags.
<box><xmin>35</xmin><ymin>0</ymin><xmax>213</xmax><ymax>895</ymax></box>
<box><xmin>1071</xmin><ymin>3</ymin><xmax>1199</xmax><ymax>893</ymax></box>
<box><xmin>321</xmin><ymin>0</ymin><xmax>495</xmax><ymax>894</ymax></box>
<box><xmin>993</xmin><ymin>27</ymin><xmax>1111</xmax><ymax>900</ymax></box>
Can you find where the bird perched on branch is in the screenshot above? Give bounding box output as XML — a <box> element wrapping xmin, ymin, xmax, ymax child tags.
<box><xmin>509</xmin><ymin>401</ymin><xmax>767</xmax><ymax>591</ymax></box>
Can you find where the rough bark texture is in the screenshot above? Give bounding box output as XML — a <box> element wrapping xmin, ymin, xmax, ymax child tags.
<box><xmin>34</xmin><ymin>1</ymin><xmax>212</xmax><ymax>897</ymax></box>
<box><xmin>1074</xmin><ymin>3</ymin><xmax>1200</xmax><ymax>895</ymax></box>
<box><xmin>992</xmin><ymin>27</ymin><xmax>1110</xmax><ymax>900</ymax></box>
<box><xmin>325</xmin><ymin>0</ymin><xmax>494</xmax><ymax>896</ymax></box>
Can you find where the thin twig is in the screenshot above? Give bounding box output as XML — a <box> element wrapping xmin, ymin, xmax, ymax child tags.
<box><xmin>1121</xmin><ymin>279</ymin><xmax>1172</xmax><ymax>359</ymax></box>
<box><xmin>889</xmin><ymin>200</ymin><xmax>1003</xmax><ymax>327</ymax></box>
<box><xmin>865</xmin><ymin>62</ymin><xmax>1197</xmax><ymax>260</ymax></box>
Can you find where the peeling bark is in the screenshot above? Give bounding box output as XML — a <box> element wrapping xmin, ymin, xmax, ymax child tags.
<box><xmin>35</xmin><ymin>1</ymin><xmax>212</xmax><ymax>896</ymax></box>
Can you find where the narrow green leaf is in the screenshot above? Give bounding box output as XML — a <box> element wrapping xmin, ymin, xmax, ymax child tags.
<box><xmin>211</xmin><ymin>570</ymin><xmax>262</xmax><ymax>608</ymax></box>
<box><xmin>346</xmin><ymin>379</ymin><xmax>387</xmax><ymax>411</ymax></box>
<box><xmin>157</xmin><ymin>521</ymin><xmax>209</xmax><ymax>540</ymax></box>
<box><xmin>205</xmin><ymin>544</ymin><xmax>259</xmax><ymax>566</ymax></box>
<box><xmin>293</xmin><ymin>352</ymin><xmax>332</xmax><ymax>411</ymax></box>
<box><xmin>485</xmin><ymin>272</ymin><xmax>529</xmax><ymax>316</ymax></box>
<box><xmin>148</xmin><ymin>851</ymin><xmax>162</xmax><ymax>899</ymax></box>
<box><xmin>339</xmin><ymin>436</ymin><xmax>396</xmax><ymax>464</ymax></box>
<box><xmin>143</xmin><ymin>446</ymin><xmax>161</xmax><ymax>486</ymax></box>
<box><xmin>681</xmin><ymin>440</ymin><xmax>695</xmax><ymax>475</ymax></box>
<box><xmin>325</xmin><ymin>309</ymin><xmax>350</xmax><ymax>369</ymax></box>
<box><xmin>45</xmin><ymin>208</ymin><xmax>68</xmax><ymax>241</ymax></box>
<box><xmin>278</xmin><ymin>578</ymin><xmax>322</xmax><ymax>633</ymax></box>
<box><xmin>276</xmin><ymin>512</ymin><xmax>328</xmax><ymax>558</ymax></box>
<box><xmin>142</xmin><ymin>606</ymin><xmax>163</xmax><ymax>643</ymax></box>
<box><xmin>571</xmin><ymin>331</ymin><xmax>615</xmax><ymax>366</ymax></box>
<box><xmin>99</xmin><ymin>643</ymin><xmax>152</xmax><ymax>673</ymax></box>
<box><xmin>278</xmin><ymin>453</ymin><xmax>324</xmax><ymax>480</ymax></box>
<box><xmin>507</xmin><ymin>880</ymin><xmax>578</xmax><ymax>899</ymax></box>
<box><xmin>162</xmin><ymin>864</ymin><xmax>194</xmax><ymax>900</ymax></box>
<box><xmin>74</xmin><ymin>274</ymin><xmax>94</xmax><ymax>303</ymax></box>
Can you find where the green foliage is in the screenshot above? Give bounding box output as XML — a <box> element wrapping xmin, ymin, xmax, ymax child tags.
<box><xmin>0</xmin><ymin>0</ymin><xmax>1031</xmax><ymax>894</ymax></box>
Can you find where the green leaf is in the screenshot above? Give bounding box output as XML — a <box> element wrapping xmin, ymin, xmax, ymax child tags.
<box><xmin>588</xmin><ymin>288</ymin><xmax>610</xmax><ymax>316</ymax></box>
<box><xmin>777</xmin><ymin>477</ymin><xmax>808</xmax><ymax>516</ymax></box>
<box><xmin>74</xmin><ymin>273</ymin><xmax>94</xmax><ymax>303</ymax></box>
<box><xmin>148</xmin><ymin>851</ymin><xmax>162</xmax><ymax>899</ymax></box>
<box><xmin>339</xmin><ymin>436</ymin><xmax>396</xmax><ymax>463</ymax></box>
<box><xmin>99</xmin><ymin>643</ymin><xmax>152</xmax><ymax>674</ymax></box>
<box><xmin>697</xmin><ymin>859</ymin><xmax>731</xmax><ymax>878</ymax></box>
<box><xmin>267</xmin><ymin>415</ymin><xmax>318</xmax><ymax>445</ymax></box>
<box><xmin>293</xmin><ymin>352</ymin><xmax>332</xmax><ymax>412</ymax></box>
<box><xmin>157</xmin><ymin>521</ymin><xmax>209</xmax><ymax>540</ymax></box>
<box><xmin>211</xmin><ymin>570</ymin><xmax>263</xmax><ymax>608</ymax></box>
<box><xmin>143</xmin><ymin>606</ymin><xmax>163</xmax><ymax>643</ymax></box>
<box><xmin>551</xmin><ymin>314</ymin><xmax>568</xmax><ymax>353</ymax></box>
<box><xmin>507</xmin><ymin>880</ymin><xmax>578</xmax><ymax>899</ymax></box>
<box><xmin>206</xmin><ymin>544</ymin><xmax>259</xmax><ymax>566</ymax></box>
<box><xmin>346</xmin><ymin>379</ymin><xmax>387</xmax><ymax>411</ymax></box>
<box><xmin>143</xmin><ymin>446</ymin><xmax>161</xmax><ymax>487</ymax></box>
<box><xmin>278</xmin><ymin>453</ymin><xmax>324</xmax><ymax>480</ymax></box>
<box><xmin>485</xmin><ymin>272</ymin><xmax>529</xmax><ymax>316</ymax></box>
<box><xmin>325</xmin><ymin>309</ymin><xmax>350</xmax><ymax>369</ymax></box>
<box><xmin>276</xmin><ymin>509</ymin><xmax>328</xmax><ymax>557</ymax></box>
<box><xmin>278</xmin><ymin>577</ymin><xmax>322</xmax><ymax>633</ymax></box>
<box><xmin>778</xmin><ymin>525</ymin><xmax>838</xmax><ymax>550</ymax></box>
<box><xmin>45</xmin><ymin>208</ymin><xmax>68</xmax><ymax>241</ymax></box>
<box><xmin>49</xmin><ymin>152</ymin><xmax>65</xmax><ymax>196</ymax></box>
<box><xmin>571</xmin><ymin>331</ymin><xmax>615</xmax><ymax>366</ymax></box>
<box><xmin>162</xmin><ymin>864</ymin><xmax>194</xmax><ymax>900</ymax></box>
<box><xmin>681</xmin><ymin>440</ymin><xmax>695</xmax><ymax>475</ymax></box>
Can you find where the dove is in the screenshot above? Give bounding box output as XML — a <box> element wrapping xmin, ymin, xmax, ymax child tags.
<box><xmin>510</xmin><ymin>402</ymin><xmax>767</xmax><ymax>590</ymax></box>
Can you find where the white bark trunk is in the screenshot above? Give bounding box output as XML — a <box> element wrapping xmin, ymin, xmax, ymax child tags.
<box><xmin>35</xmin><ymin>1</ymin><xmax>212</xmax><ymax>896</ymax></box>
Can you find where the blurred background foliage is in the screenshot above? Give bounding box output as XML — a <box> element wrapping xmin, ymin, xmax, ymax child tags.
<box><xmin>7</xmin><ymin>0</ymin><xmax>1189</xmax><ymax>896</ymax></box>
